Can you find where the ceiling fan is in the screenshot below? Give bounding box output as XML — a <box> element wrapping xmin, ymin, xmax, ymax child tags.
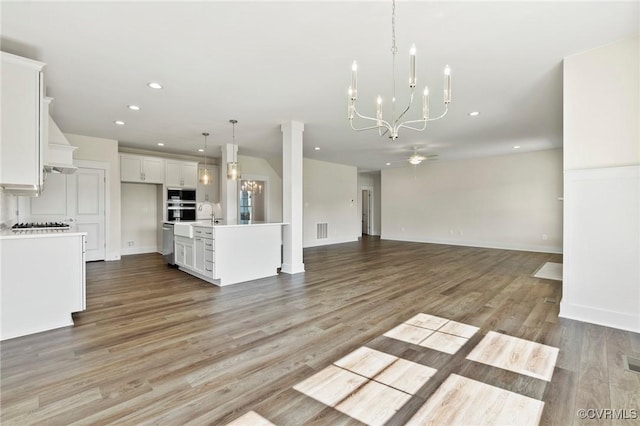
<box><xmin>408</xmin><ymin>148</ymin><xmax>438</xmax><ymax>165</ymax></box>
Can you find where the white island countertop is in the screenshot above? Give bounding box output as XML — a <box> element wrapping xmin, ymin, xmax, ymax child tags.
<box><xmin>191</xmin><ymin>221</ymin><xmax>287</xmax><ymax>228</ymax></box>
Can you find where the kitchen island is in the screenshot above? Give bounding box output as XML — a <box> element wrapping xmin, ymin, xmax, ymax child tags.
<box><xmin>174</xmin><ymin>222</ymin><xmax>284</xmax><ymax>286</ymax></box>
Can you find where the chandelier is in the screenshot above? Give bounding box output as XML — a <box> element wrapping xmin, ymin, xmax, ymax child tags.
<box><xmin>199</xmin><ymin>132</ymin><xmax>210</xmax><ymax>185</ymax></box>
<box><xmin>348</xmin><ymin>0</ymin><xmax>451</xmax><ymax>141</ymax></box>
<box><xmin>227</xmin><ymin>119</ymin><xmax>240</xmax><ymax>180</ymax></box>
<box><xmin>241</xmin><ymin>180</ymin><xmax>262</xmax><ymax>195</ymax></box>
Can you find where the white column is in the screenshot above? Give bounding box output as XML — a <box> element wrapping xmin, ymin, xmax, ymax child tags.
<box><xmin>220</xmin><ymin>143</ymin><xmax>238</xmax><ymax>224</ymax></box>
<box><xmin>281</xmin><ymin>121</ymin><xmax>305</xmax><ymax>274</ymax></box>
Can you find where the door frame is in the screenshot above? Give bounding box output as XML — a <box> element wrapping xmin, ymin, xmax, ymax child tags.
<box><xmin>361</xmin><ymin>185</ymin><xmax>374</xmax><ymax>236</ymax></box>
<box><xmin>75</xmin><ymin>159</ymin><xmax>110</xmax><ymax>260</ymax></box>
<box><xmin>238</xmin><ymin>174</ymin><xmax>269</xmax><ymax>223</ymax></box>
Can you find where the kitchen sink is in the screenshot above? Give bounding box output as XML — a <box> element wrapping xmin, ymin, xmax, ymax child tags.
<box><xmin>173</xmin><ymin>222</ymin><xmax>193</xmax><ymax>238</ymax></box>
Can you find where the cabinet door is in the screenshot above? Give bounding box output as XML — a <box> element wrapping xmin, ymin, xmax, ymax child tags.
<box><xmin>142</xmin><ymin>157</ymin><xmax>164</xmax><ymax>183</ymax></box>
<box><xmin>184</xmin><ymin>242</ymin><xmax>194</xmax><ymax>268</ymax></box>
<box><xmin>175</xmin><ymin>241</ymin><xmax>185</xmax><ymax>266</ymax></box>
<box><xmin>0</xmin><ymin>53</ymin><xmax>45</xmax><ymax>189</ymax></box>
<box><xmin>120</xmin><ymin>155</ymin><xmax>143</xmax><ymax>182</ymax></box>
<box><xmin>193</xmin><ymin>237</ymin><xmax>205</xmax><ymax>274</ymax></box>
<box><xmin>181</xmin><ymin>162</ymin><xmax>199</xmax><ymax>188</ymax></box>
<box><xmin>165</xmin><ymin>161</ymin><xmax>182</xmax><ymax>187</ymax></box>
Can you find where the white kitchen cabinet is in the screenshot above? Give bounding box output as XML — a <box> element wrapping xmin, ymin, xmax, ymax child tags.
<box><xmin>197</xmin><ymin>164</ymin><xmax>220</xmax><ymax>202</ymax></box>
<box><xmin>0</xmin><ymin>52</ymin><xmax>46</xmax><ymax>194</ymax></box>
<box><xmin>0</xmin><ymin>232</ymin><xmax>86</xmax><ymax>340</ymax></box>
<box><xmin>120</xmin><ymin>154</ymin><xmax>164</xmax><ymax>183</ymax></box>
<box><xmin>166</xmin><ymin>160</ymin><xmax>198</xmax><ymax>188</ymax></box>
<box><xmin>175</xmin><ymin>235</ymin><xmax>194</xmax><ymax>269</ymax></box>
<box><xmin>193</xmin><ymin>226</ymin><xmax>215</xmax><ymax>278</ymax></box>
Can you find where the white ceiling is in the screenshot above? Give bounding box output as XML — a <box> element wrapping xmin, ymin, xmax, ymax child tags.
<box><xmin>2</xmin><ymin>1</ymin><xmax>638</xmax><ymax>171</ymax></box>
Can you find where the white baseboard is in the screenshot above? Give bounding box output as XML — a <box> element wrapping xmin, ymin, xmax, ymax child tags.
<box><xmin>304</xmin><ymin>236</ymin><xmax>359</xmax><ymax>248</ymax></box>
<box><xmin>560</xmin><ymin>301</ymin><xmax>640</xmax><ymax>333</ymax></box>
<box><xmin>380</xmin><ymin>234</ymin><xmax>563</xmax><ymax>254</ymax></box>
<box><xmin>121</xmin><ymin>246</ymin><xmax>159</xmax><ymax>256</ymax></box>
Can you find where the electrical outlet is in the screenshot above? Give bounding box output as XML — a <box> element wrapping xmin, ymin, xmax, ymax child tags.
<box><xmin>127</xmin><ymin>240</ymin><xmax>134</xmax><ymax>247</ymax></box>
<box><xmin>542</xmin><ymin>234</ymin><xmax>548</xmax><ymax>241</ymax></box>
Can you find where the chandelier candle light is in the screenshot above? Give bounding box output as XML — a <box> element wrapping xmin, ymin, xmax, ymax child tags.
<box><xmin>348</xmin><ymin>0</ymin><xmax>452</xmax><ymax>140</ymax></box>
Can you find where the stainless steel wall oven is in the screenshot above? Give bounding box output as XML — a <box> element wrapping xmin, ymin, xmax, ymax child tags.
<box><xmin>166</xmin><ymin>188</ymin><xmax>196</xmax><ymax>222</ymax></box>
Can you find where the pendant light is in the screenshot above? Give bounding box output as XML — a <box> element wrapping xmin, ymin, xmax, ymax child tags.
<box><xmin>227</xmin><ymin>119</ymin><xmax>240</xmax><ymax>180</ymax></box>
<box><xmin>200</xmin><ymin>132</ymin><xmax>211</xmax><ymax>185</ymax></box>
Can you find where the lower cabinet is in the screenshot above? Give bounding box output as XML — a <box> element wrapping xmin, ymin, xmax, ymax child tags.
<box><xmin>177</xmin><ymin>227</ymin><xmax>215</xmax><ymax>281</ymax></box>
<box><xmin>175</xmin><ymin>236</ymin><xmax>194</xmax><ymax>269</ymax></box>
<box><xmin>193</xmin><ymin>226</ymin><xmax>215</xmax><ymax>279</ymax></box>
<box><xmin>0</xmin><ymin>233</ymin><xmax>86</xmax><ymax>340</ymax></box>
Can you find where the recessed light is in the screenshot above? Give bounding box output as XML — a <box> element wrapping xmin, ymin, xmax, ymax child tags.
<box><xmin>386</xmin><ymin>162</ymin><xmax>391</xmax><ymax>166</ymax></box>
<box><xmin>314</xmin><ymin>147</ymin><xmax>320</xmax><ymax>151</ymax></box>
<box><xmin>114</xmin><ymin>120</ymin><xmax>125</xmax><ymax>126</ymax></box>
<box><xmin>147</xmin><ymin>82</ymin><xmax>163</xmax><ymax>89</ymax></box>
<box><xmin>128</xmin><ymin>105</ymin><xmax>141</xmax><ymax>111</ymax></box>
<box><xmin>469</xmin><ymin>111</ymin><xmax>480</xmax><ymax>116</ymax></box>
<box><xmin>198</xmin><ymin>148</ymin><xmax>204</xmax><ymax>152</ymax></box>
<box><xmin>157</xmin><ymin>142</ymin><xmax>164</xmax><ymax>147</ymax></box>
<box><xmin>513</xmin><ymin>145</ymin><xmax>521</xmax><ymax>149</ymax></box>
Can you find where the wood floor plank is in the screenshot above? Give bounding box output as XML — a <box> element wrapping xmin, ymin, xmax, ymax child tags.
<box><xmin>1</xmin><ymin>238</ymin><xmax>638</xmax><ymax>424</ymax></box>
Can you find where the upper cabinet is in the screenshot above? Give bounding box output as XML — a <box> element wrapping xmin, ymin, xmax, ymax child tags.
<box><xmin>120</xmin><ymin>154</ymin><xmax>164</xmax><ymax>183</ymax></box>
<box><xmin>166</xmin><ymin>160</ymin><xmax>198</xmax><ymax>188</ymax></box>
<box><xmin>0</xmin><ymin>52</ymin><xmax>47</xmax><ymax>195</ymax></box>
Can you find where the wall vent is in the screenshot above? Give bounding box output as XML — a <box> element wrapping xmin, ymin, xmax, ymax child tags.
<box><xmin>317</xmin><ymin>223</ymin><xmax>328</xmax><ymax>240</ymax></box>
<box><xmin>624</xmin><ymin>355</ymin><xmax>640</xmax><ymax>374</ymax></box>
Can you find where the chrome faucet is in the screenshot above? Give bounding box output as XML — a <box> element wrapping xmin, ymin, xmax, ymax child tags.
<box><xmin>197</xmin><ymin>202</ymin><xmax>215</xmax><ymax>224</ymax></box>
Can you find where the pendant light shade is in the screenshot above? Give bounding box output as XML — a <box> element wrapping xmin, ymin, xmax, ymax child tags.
<box><xmin>227</xmin><ymin>119</ymin><xmax>240</xmax><ymax>180</ymax></box>
<box><xmin>200</xmin><ymin>132</ymin><xmax>211</xmax><ymax>185</ymax></box>
<box><xmin>227</xmin><ymin>162</ymin><xmax>239</xmax><ymax>180</ymax></box>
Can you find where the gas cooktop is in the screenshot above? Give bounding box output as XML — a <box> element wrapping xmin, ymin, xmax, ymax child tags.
<box><xmin>11</xmin><ymin>222</ymin><xmax>71</xmax><ymax>231</ymax></box>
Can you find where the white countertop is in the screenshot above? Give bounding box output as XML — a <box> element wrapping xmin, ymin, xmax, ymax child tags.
<box><xmin>0</xmin><ymin>227</ymin><xmax>87</xmax><ymax>240</ymax></box>
<box><xmin>190</xmin><ymin>221</ymin><xmax>286</xmax><ymax>229</ymax></box>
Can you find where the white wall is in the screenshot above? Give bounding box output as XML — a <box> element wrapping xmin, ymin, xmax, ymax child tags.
<box><xmin>0</xmin><ymin>192</ymin><xmax>18</xmax><ymax>228</ymax></box>
<box><xmin>561</xmin><ymin>36</ymin><xmax>640</xmax><ymax>332</ymax></box>
<box><xmin>381</xmin><ymin>149</ymin><xmax>563</xmax><ymax>253</ymax></box>
<box><xmin>303</xmin><ymin>158</ymin><xmax>359</xmax><ymax>247</ymax></box>
<box><xmin>66</xmin><ymin>133</ymin><xmax>121</xmax><ymax>260</ymax></box>
<box><xmin>121</xmin><ymin>182</ymin><xmax>161</xmax><ymax>255</ymax></box>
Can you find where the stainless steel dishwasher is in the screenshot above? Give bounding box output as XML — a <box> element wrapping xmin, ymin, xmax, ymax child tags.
<box><xmin>162</xmin><ymin>222</ymin><xmax>175</xmax><ymax>265</ymax></box>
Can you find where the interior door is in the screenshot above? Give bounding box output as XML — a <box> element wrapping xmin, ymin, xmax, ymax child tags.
<box><xmin>74</xmin><ymin>168</ymin><xmax>106</xmax><ymax>261</ymax></box>
<box><xmin>362</xmin><ymin>189</ymin><xmax>370</xmax><ymax>235</ymax></box>
<box><xmin>20</xmin><ymin>167</ymin><xmax>106</xmax><ymax>261</ymax></box>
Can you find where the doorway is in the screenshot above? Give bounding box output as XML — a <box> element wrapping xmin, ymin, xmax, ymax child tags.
<box><xmin>362</xmin><ymin>188</ymin><xmax>372</xmax><ymax>235</ymax></box>
<box><xmin>239</xmin><ymin>178</ymin><xmax>267</xmax><ymax>223</ymax></box>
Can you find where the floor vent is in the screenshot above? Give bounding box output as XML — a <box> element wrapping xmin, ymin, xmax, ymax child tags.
<box><xmin>544</xmin><ymin>297</ymin><xmax>558</xmax><ymax>304</ymax></box>
<box><xmin>317</xmin><ymin>223</ymin><xmax>328</xmax><ymax>239</ymax></box>
<box><xmin>624</xmin><ymin>355</ymin><xmax>640</xmax><ymax>374</ymax></box>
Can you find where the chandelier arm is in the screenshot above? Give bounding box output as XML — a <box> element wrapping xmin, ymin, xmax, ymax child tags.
<box><xmin>394</xmin><ymin>90</ymin><xmax>416</xmax><ymax>124</ymax></box>
<box><xmin>351</xmin><ymin>106</ymin><xmax>393</xmax><ymax>131</ymax></box>
<box><xmin>396</xmin><ymin>121</ymin><xmax>428</xmax><ymax>132</ymax></box>
<box><xmin>425</xmin><ymin>105</ymin><xmax>449</xmax><ymax>122</ymax></box>
<box><xmin>349</xmin><ymin>121</ymin><xmax>387</xmax><ymax>132</ymax></box>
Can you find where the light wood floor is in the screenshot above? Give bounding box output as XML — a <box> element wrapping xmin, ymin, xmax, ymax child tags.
<box><xmin>1</xmin><ymin>237</ymin><xmax>639</xmax><ymax>425</ymax></box>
